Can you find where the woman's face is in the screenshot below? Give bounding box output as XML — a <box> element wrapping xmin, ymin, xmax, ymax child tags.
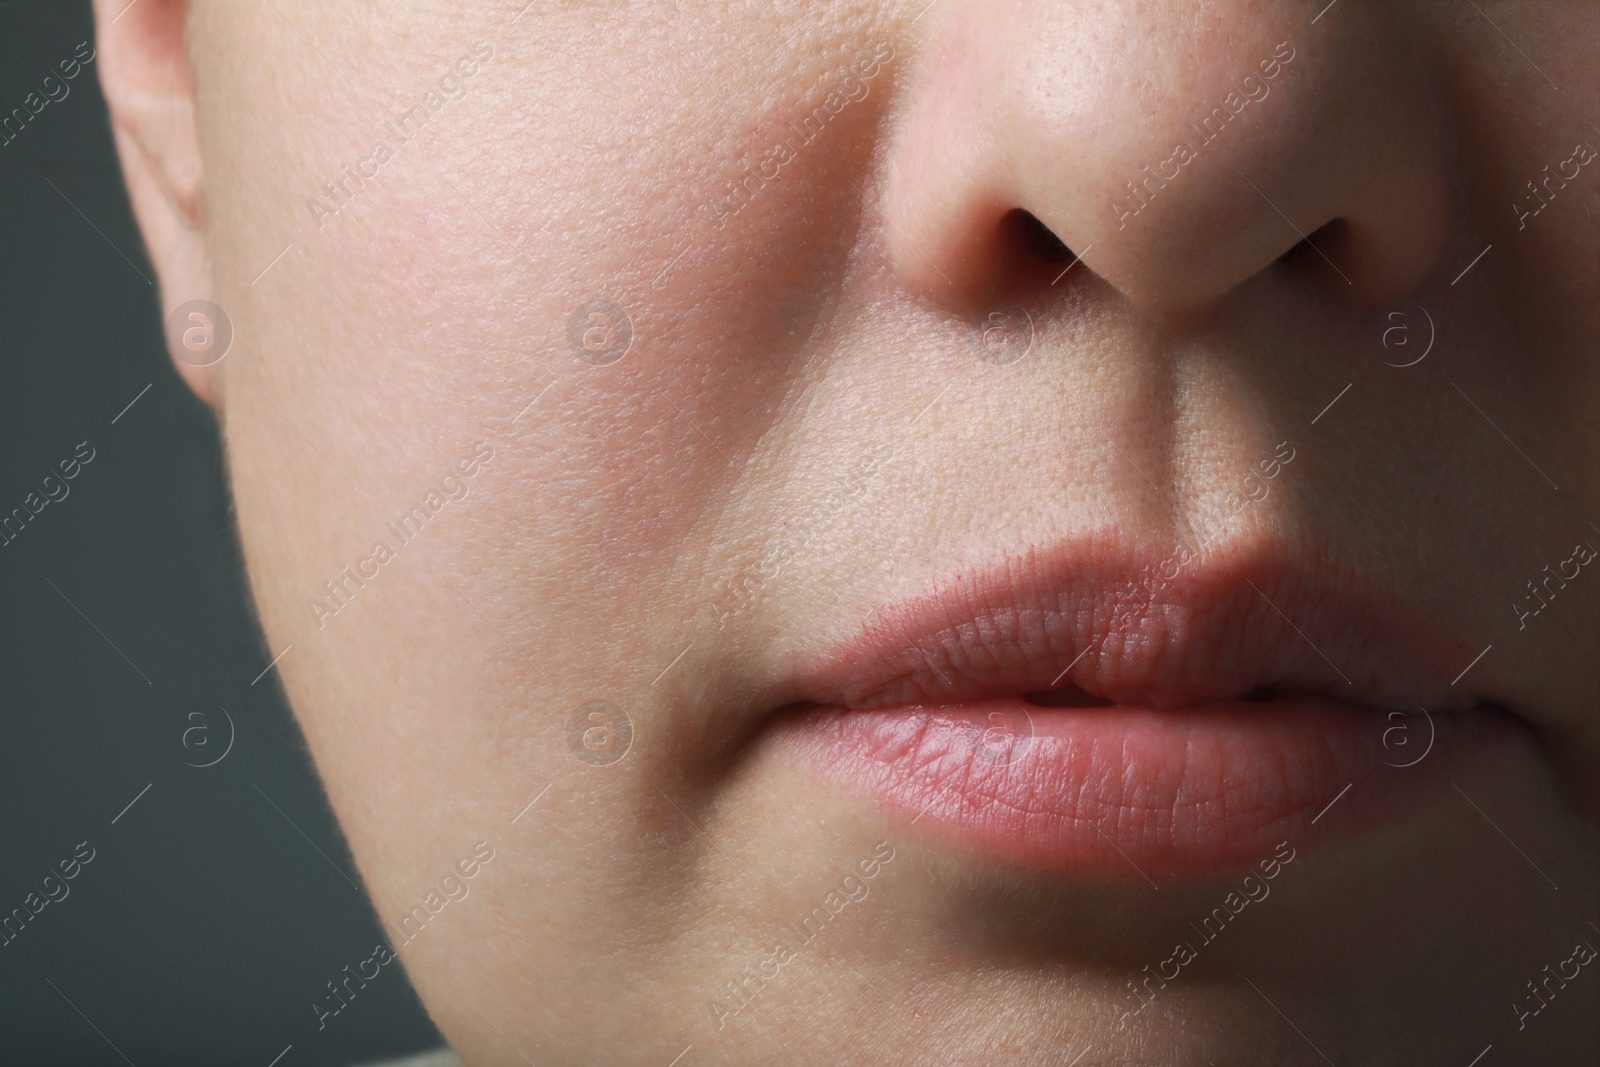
<box><xmin>100</xmin><ymin>0</ymin><xmax>1597</xmax><ymax>1063</ymax></box>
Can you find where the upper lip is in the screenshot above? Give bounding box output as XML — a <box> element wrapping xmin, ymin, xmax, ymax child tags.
<box><xmin>786</xmin><ymin>538</ymin><xmax>1491</xmax><ymax>714</ymax></box>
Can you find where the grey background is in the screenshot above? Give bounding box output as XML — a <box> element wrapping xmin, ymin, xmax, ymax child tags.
<box><xmin>0</xmin><ymin>2</ymin><xmax>446</xmax><ymax>1062</ymax></box>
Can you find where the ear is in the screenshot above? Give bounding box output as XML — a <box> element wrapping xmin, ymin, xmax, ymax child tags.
<box><xmin>93</xmin><ymin>0</ymin><xmax>221</xmax><ymax>408</ymax></box>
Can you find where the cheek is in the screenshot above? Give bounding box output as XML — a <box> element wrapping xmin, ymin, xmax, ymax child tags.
<box><xmin>405</xmin><ymin>114</ymin><xmax>861</xmax><ymax>602</ymax></box>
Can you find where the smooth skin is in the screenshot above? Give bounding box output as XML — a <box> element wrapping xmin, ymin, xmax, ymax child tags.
<box><xmin>97</xmin><ymin>1</ymin><xmax>1597</xmax><ymax>1064</ymax></box>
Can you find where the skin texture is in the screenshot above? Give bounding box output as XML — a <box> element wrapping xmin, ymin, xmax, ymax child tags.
<box><xmin>96</xmin><ymin>1</ymin><xmax>1597</xmax><ymax>1064</ymax></box>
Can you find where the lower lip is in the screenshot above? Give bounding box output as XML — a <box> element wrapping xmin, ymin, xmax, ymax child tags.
<box><xmin>770</xmin><ymin>698</ymin><xmax>1503</xmax><ymax>877</ymax></box>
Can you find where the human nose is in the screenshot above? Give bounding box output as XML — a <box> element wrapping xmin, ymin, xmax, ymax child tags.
<box><xmin>881</xmin><ymin>0</ymin><xmax>1453</xmax><ymax>313</ymax></box>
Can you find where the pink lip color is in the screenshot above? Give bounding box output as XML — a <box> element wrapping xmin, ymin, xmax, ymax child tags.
<box><xmin>767</xmin><ymin>540</ymin><xmax>1517</xmax><ymax>877</ymax></box>
<box><xmin>773</xmin><ymin>697</ymin><xmax>1501</xmax><ymax>877</ymax></box>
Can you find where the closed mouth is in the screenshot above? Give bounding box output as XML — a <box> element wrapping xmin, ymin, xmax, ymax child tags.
<box><xmin>763</xmin><ymin>538</ymin><xmax>1521</xmax><ymax>877</ymax></box>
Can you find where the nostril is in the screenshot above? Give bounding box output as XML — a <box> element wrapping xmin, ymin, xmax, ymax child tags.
<box><xmin>1274</xmin><ymin>218</ymin><xmax>1368</xmax><ymax>302</ymax></box>
<box><xmin>1012</xmin><ymin>209</ymin><xmax>1075</xmax><ymax>263</ymax></box>
<box><xmin>1277</xmin><ymin>219</ymin><xmax>1343</xmax><ymax>266</ymax></box>
<box><xmin>1279</xmin><ymin>238</ymin><xmax>1312</xmax><ymax>264</ymax></box>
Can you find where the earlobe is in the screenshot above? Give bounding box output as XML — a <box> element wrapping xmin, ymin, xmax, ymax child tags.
<box><xmin>93</xmin><ymin>0</ymin><xmax>222</xmax><ymax>408</ymax></box>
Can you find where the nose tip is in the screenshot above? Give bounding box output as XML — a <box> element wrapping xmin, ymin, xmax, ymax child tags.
<box><xmin>881</xmin><ymin>0</ymin><xmax>1453</xmax><ymax>314</ymax></box>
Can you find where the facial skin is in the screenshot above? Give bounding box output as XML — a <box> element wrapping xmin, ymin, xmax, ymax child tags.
<box><xmin>97</xmin><ymin>1</ymin><xmax>1597</xmax><ymax>1064</ymax></box>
